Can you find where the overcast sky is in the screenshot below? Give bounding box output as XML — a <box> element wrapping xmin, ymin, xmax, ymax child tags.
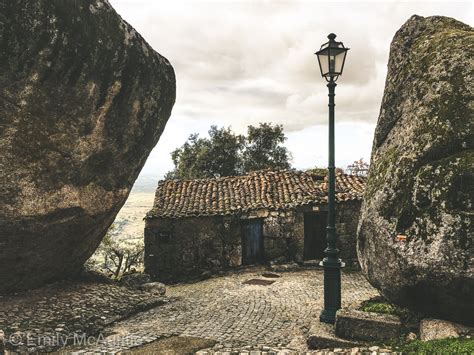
<box><xmin>108</xmin><ymin>0</ymin><xmax>472</xmax><ymax>180</ymax></box>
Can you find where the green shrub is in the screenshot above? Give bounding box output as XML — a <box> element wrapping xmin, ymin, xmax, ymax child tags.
<box><xmin>396</xmin><ymin>338</ymin><xmax>474</xmax><ymax>354</ymax></box>
<box><xmin>360</xmin><ymin>298</ymin><xmax>410</xmax><ymax>319</ymax></box>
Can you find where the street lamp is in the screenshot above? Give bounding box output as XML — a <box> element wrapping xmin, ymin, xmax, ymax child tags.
<box><xmin>315</xmin><ymin>33</ymin><xmax>349</xmax><ymax>324</ymax></box>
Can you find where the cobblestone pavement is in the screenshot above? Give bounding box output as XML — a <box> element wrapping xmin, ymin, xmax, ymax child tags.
<box><xmin>0</xmin><ymin>278</ymin><xmax>166</xmax><ymax>353</ymax></box>
<box><xmin>197</xmin><ymin>344</ymin><xmax>397</xmax><ymax>354</ymax></box>
<box><xmin>83</xmin><ymin>268</ymin><xmax>379</xmax><ymax>353</ymax></box>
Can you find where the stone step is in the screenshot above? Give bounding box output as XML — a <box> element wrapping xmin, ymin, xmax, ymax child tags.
<box><xmin>307</xmin><ymin>321</ymin><xmax>366</xmax><ymax>350</ymax></box>
<box><xmin>335</xmin><ymin>309</ymin><xmax>402</xmax><ymax>342</ymax></box>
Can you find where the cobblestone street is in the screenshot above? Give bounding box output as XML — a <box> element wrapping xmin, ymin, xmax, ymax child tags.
<box><xmin>85</xmin><ymin>268</ymin><xmax>379</xmax><ymax>352</ymax></box>
<box><xmin>0</xmin><ymin>278</ymin><xmax>169</xmax><ymax>353</ymax></box>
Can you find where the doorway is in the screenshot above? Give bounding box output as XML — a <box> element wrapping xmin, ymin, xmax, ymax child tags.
<box><xmin>304</xmin><ymin>212</ymin><xmax>327</xmax><ymax>260</ymax></box>
<box><xmin>241</xmin><ymin>219</ymin><xmax>264</xmax><ymax>265</ymax></box>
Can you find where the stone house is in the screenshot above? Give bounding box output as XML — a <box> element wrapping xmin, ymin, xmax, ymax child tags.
<box><xmin>144</xmin><ymin>170</ymin><xmax>365</xmax><ymax>282</ymax></box>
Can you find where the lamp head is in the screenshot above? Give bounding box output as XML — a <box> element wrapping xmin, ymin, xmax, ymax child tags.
<box><xmin>315</xmin><ymin>33</ymin><xmax>349</xmax><ymax>81</ymax></box>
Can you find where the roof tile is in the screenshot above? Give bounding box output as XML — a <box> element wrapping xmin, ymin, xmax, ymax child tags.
<box><xmin>146</xmin><ymin>170</ymin><xmax>366</xmax><ymax>218</ymax></box>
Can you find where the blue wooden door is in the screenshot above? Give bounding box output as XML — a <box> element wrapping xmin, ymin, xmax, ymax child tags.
<box><xmin>242</xmin><ymin>219</ymin><xmax>264</xmax><ymax>265</ymax></box>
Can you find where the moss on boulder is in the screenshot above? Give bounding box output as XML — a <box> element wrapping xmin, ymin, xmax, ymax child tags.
<box><xmin>357</xmin><ymin>15</ymin><xmax>473</xmax><ymax>325</ymax></box>
<box><xmin>0</xmin><ymin>0</ymin><xmax>175</xmax><ymax>292</ymax></box>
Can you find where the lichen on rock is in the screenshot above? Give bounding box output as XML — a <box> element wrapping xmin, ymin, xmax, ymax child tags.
<box><xmin>0</xmin><ymin>0</ymin><xmax>176</xmax><ymax>292</ymax></box>
<box><xmin>357</xmin><ymin>15</ymin><xmax>473</xmax><ymax>324</ymax></box>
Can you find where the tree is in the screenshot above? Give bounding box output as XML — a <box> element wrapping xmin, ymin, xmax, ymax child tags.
<box><xmin>166</xmin><ymin>126</ymin><xmax>244</xmax><ymax>179</ymax></box>
<box><xmin>166</xmin><ymin>123</ymin><xmax>292</xmax><ymax>179</ymax></box>
<box><xmin>306</xmin><ymin>167</ymin><xmax>345</xmax><ymax>176</ymax></box>
<box><xmin>86</xmin><ymin>224</ymin><xmax>144</xmax><ymax>279</ymax></box>
<box><xmin>306</xmin><ymin>167</ymin><xmax>328</xmax><ymax>176</ymax></box>
<box><xmin>101</xmin><ymin>234</ymin><xmax>144</xmax><ymax>279</ymax></box>
<box><xmin>242</xmin><ymin>123</ymin><xmax>292</xmax><ymax>172</ymax></box>
<box><xmin>346</xmin><ymin>158</ymin><xmax>370</xmax><ymax>176</ymax></box>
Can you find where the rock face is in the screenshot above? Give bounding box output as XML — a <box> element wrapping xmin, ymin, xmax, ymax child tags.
<box><xmin>120</xmin><ymin>273</ymin><xmax>152</xmax><ymax>289</ymax></box>
<box><xmin>357</xmin><ymin>15</ymin><xmax>473</xmax><ymax>324</ymax></box>
<box><xmin>419</xmin><ymin>318</ymin><xmax>472</xmax><ymax>342</ymax></box>
<box><xmin>140</xmin><ymin>282</ymin><xmax>166</xmax><ymax>295</ymax></box>
<box><xmin>0</xmin><ymin>0</ymin><xmax>175</xmax><ymax>292</ymax></box>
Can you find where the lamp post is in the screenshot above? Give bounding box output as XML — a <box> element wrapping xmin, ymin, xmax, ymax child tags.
<box><xmin>315</xmin><ymin>33</ymin><xmax>349</xmax><ymax>324</ymax></box>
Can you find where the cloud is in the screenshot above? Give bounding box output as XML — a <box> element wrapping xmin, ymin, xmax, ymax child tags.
<box><xmin>108</xmin><ymin>0</ymin><xmax>472</xmax><ymax>176</ymax></box>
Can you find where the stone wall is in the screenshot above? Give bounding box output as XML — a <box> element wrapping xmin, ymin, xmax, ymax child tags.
<box><xmin>145</xmin><ymin>201</ymin><xmax>361</xmax><ymax>281</ymax></box>
<box><xmin>243</xmin><ymin>209</ymin><xmax>296</xmax><ymax>262</ymax></box>
<box><xmin>337</xmin><ymin>200</ymin><xmax>362</xmax><ymax>265</ymax></box>
<box><xmin>292</xmin><ymin>201</ymin><xmax>362</xmax><ymax>265</ymax></box>
<box><xmin>145</xmin><ymin>215</ymin><xmax>242</xmax><ymax>282</ymax></box>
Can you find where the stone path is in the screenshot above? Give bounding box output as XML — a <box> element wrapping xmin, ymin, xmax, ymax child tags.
<box><xmin>196</xmin><ymin>344</ymin><xmax>396</xmax><ymax>354</ymax></box>
<box><xmin>82</xmin><ymin>268</ymin><xmax>379</xmax><ymax>353</ymax></box>
<box><xmin>0</xmin><ymin>277</ymin><xmax>166</xmax><ymax>353</ymax></box>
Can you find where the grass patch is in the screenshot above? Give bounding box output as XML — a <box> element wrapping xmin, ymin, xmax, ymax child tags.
<box><xmin>361</xmin><ymin>301</ymin><xmax>399</xmax><ymax>315</ymax></box>
<box><xmin>359</xmin><ymin>297</ymin><xmax>410</xmax><ymax>319</ymax></box>
<box><xmin>359</xmin><ymin>298</ymin><xmax>474</xmax><ymax>354</ymax></box>
<box><xmin>395</xmin><ymin>338</ymin><xmax>474</xmax><ymax>354</ymax></box>
<box><xmin>359</xmin><ymin>296</ymin><xmax>423</xmax><ymax>331</ymax></box>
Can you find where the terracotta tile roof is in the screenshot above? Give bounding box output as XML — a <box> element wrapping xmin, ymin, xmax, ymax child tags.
<box><xmin>146</xmin><ymin>170</ymin><xmax>366</xmax><ymax>219</ymax></box>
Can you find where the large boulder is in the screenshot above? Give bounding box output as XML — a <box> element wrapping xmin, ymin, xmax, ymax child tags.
<box><xmin>0</xmin><ymin>0</ymin><xmax>175</xmax><ymax>292</ymax></box>
<box><xmin>357</xmin><ymin>15</ymin><xmax>473</xmax><ymax>325</ymax></box>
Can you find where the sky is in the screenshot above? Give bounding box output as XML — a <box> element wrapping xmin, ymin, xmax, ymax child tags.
<box><xmin>108</xmin><ymin>0</ymin><xmax>473</xmax><ymax>181</ymax></box>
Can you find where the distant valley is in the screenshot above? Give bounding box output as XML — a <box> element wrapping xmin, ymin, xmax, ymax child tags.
<box><xmin>110</xmin><ymin>175</ymin><xmax>158</xmax><ymax>242</ymax></box>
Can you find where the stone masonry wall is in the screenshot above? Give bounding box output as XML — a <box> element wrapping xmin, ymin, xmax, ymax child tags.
<box><xmin>291</xmin><ymin>201</ymin><xmax>362</xmax><ymax>265</ymax></box>
<box><xmin>336</xmin><ymin>200</ymin><xmax>362</xmax><ymax>265</ymax></box>
<box><xmin>145</xmin><ymin>215</ymin><xmax>242</xmax><ymax>282</ymax></box>
<box><xmin>145</xmin><ymin>201</ymin><xmax>361</xmax><ymax>282</ymax></box>
<box><xmin>243</xmin><ymin>209</ymin><xmax>296</xmax><ymax>263</ymax></box>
